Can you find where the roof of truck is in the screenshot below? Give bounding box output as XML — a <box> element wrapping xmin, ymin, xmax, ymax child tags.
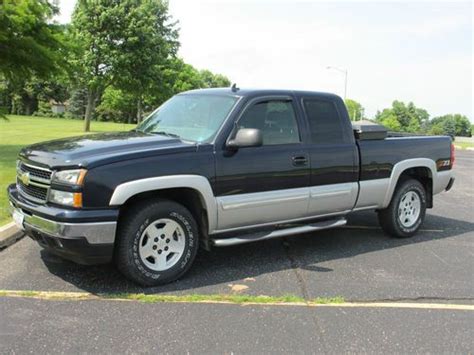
<box><xmin>181</xmin><ymin>87</ymin><xmax>342</xmax><ymax>100</ymax></box>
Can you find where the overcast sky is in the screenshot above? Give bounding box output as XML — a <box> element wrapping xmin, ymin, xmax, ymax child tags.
<box><xmin>57</xmin><ymin>0</ymin><xmax>473</xmax><ymax>121</ymax></box>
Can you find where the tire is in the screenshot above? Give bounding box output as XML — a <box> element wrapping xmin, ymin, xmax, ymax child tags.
<box><xmin>115</xmin><ymin>198</ymin><xmax>199</xmax><ymax>286</ymax></box>
<box><xmin>378</xmin><ymin>178</ymin><xmax>427</xmax><ymax>238</ymax></box>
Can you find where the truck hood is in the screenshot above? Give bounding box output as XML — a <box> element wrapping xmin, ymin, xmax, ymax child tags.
<box><xmin>19</xmin><ymin>131</ymin><xmax>197</xmax><ymax>169</ymax></box>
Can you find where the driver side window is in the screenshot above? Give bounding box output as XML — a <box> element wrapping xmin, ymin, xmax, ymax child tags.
<box><xmin>238</xmin><ymin>100</ymin><xmax>300</xmax><ymax>145</ymax></box>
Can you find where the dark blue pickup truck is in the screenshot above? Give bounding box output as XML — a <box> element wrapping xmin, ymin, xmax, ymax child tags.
<box><xmin>8</xmin><ymin>88</ymin><xmax>455</xmax><ymax>285</ymax></box>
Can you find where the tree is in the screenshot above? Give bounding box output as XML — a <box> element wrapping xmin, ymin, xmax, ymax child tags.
<box><xmin>96</xmin><ymin>86</ymin><xmax>136</xmax><ymax>123</ymax></box>
<box><xmin>0</xmin><ymin>0</ymin><xmax>66</xmax><ymax>119</ymax></box>
<box><xmin>344</xmin><ymin>99</ymin><xmax>365</xmax><ymax>121</ymax></box>
<box><xmin>442</xmin><ymin>118</ymin><xmax>456</xmax><ymax>138</ymax></box>
<box><xmin>376</xmin><ymin>112</ymin><xmax>402</xmax><ymax>131</ymax></box>
<box><xmin>430</xmin><ymin>114</ymin><xmax>472</xmax><ymax>137</ymax></box>
<box><xmin>0</xmin><ymin>0</ymin><xmax>64</xmax><ymax>81</ymax></box>
<box><xmin>112</xmin><ymin>0</ymin><xmax>179</xmax><ymax>123</ymax></box>
<box><xmin>0</xmin><ymin>1</ymin><xmax>233</xmax><ymax>124</ymax></box>
<box><xmin>67</xmin><ymin>87</ymin><xmax>87</xmax><ymax>118</ymax></box>
<box><xmin>199</xmin><ymin>69</ymin><xmax>231</xmax><ymax>88</ymax></box>
<box><xmin>70</xmin><ymin>1</ymin><xmax>117</xmax><ymax>131</ymax></box>
<box><xmin>70</xmin><ymin>0</ymin><xmax>181</xmax><ymax>130</ymax></box>
<box><xmin>375</xmin><ymin>101</ymin><xmax>429</xmax><ymax>133</ymax></box>
<box><xmin>148</xmin><ymin>58</ymin><xmax>231</xmax><ymax>109</ymax></box>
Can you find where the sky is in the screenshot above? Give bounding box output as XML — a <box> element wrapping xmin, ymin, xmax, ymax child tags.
<box><xmin>57</xmin><ymin>0</ymin><xmax>473</xmax><ymax>121</ymax></box>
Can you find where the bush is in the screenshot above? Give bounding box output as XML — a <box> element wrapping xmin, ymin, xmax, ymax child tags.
<box><xmin>33</xmin><ymin>100</ymin><xmax>53</xmax><ymax>117</ymax></box>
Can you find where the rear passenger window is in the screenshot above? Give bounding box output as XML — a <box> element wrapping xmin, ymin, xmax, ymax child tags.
<box><xmin>238</xmin><ymin>100</ymin><xmax>300</xmax><ymax>145</ymax></box>
<box><xmin>303</xmin><ymin>100</ymin><xmax>345</xmax><ymax>144</ymax></box>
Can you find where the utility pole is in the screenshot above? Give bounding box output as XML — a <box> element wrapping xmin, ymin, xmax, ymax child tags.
<box><xmin>327</xmin><ymin>66</ymin><xmax>348</xmax><ymax>100</ymax></box>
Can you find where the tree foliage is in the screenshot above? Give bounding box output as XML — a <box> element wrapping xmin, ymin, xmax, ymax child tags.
<box><xmin>375</xmin><ymin>101</ymin><xmax>429</xmax><ymax>133</ymax></box>
<box><xmin>98</xmin><ymin>58</ymin><xmax>231</xmax><ymax>123</ymax></box>
<box><xmin>0</xmin><ymin>0</ymin><xmax>64</xmax><ymax>81</ymax></box>
<box><xmin>70</xmin><ymin>0</ymin><xmax>125</xmax><ymax>131</ymax></box>
<box><xmin>110</xmin><ymin>0</ymin><xmax>179</xmax><ymax>123</ymax></box>
<box><xmin>344</xmin><ymin>99</ymin><xmax>365</xmax><ymax>121</ymax></box>
<box><xmin>67</xmin><ymin>0</ymin><xmax>230</xmax><ymax>130</ymax></box>
<box><xmin>7</xmin><ymin>0</ymin><xmax>469</xmax><ymax>135</ymax></box>
<box><xmin>429</xmin><ymin>114</ymin><xmax>472</xmax><ymax>137</ymax></box>
<box><xmin>375</xmin><ymin>101</ymin><xmax>472</xmax><ymax>137</ymax></box>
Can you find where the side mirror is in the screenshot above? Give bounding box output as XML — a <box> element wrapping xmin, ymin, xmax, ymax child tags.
<box><xmin>226</xmin><ymin>128</ymin><xmax>263</xmax><ymax>150</ymax></box>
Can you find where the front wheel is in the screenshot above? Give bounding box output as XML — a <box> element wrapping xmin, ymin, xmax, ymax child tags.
<box><xmin>378</xmin><ymin>179</ymin><xmax>427</xmax><ymax>238</ymax></box>
<box><xmin>115</xmin><ymin>199</ymin><xmax>199</xmax><ymax>286</ymax></box>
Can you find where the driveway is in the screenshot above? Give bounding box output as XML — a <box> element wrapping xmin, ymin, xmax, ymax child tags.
<box><xmin>1</xmin><ymin>151</ymin><xmax>473</xmax><ymax>353</ymax></box>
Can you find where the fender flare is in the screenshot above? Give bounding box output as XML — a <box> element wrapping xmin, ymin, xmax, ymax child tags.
<box><xmin>109</xmin><ymin>175</ymin><xmax>218</xmax><ymax>233</ymax></box>
<box><xmin>382</xmin><ymin>158</ymin><xmax>436</xmax><ymax>208</ymax></box>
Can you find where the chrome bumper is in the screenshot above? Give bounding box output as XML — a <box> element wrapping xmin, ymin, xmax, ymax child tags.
<box><xmin>9</xmin><ymin>204</ymin><xmax>117</xmax><ymax>244</ymax></box>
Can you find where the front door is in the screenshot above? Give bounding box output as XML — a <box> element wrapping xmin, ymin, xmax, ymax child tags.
<box><xmin>215</xmin><ymin>96</ymin><xmax>310</xmax><ymax>231</ymax></box>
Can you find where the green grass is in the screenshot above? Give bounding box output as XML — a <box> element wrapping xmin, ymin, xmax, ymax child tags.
<box><xmin>453</xmin><ymin>141</ymin><xmax>474</xmax><ymax>150</ymax></box>
<box><xmin>103</xmin><ymin>293</ymin><xmax>309</xmax><ymax>304</ymax></box>
<box><xmin>0</xmin><ymin>289</ymin><xmax>346</xmax><ymax>305</ymax></box>
<box><xmin>0</xmin><ymin>115</ymin><xmax>135</xmax><ymax>225</ymax></box>
<box><xmin>103</xmin><ymin>293</ymin><xmax>345</xmax><ymax>305</ymax></box>
<box><xmin>313</xmin><ymin>296</ymin><xmax>345</xmax><ymax>304</ymax></box>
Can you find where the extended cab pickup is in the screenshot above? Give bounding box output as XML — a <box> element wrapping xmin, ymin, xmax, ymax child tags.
<box><xmin>8</xmin><ymin>88</ymin><xmax>455</xmax><ymax>286</ymax></box>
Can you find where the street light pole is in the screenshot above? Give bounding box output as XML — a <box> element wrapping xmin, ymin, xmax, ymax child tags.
<box><xmin>327</xmin><ymin>66</ymin><xmax>348</xmax><ymax>100</ymax></box>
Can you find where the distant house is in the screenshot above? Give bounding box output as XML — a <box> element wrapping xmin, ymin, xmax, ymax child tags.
<box><xmin>49</xmin><ymin>100</ymin><xmax>67</xmax><ymax>115</ymax></box>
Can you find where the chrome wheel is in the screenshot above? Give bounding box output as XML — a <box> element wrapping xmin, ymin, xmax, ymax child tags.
<box><xmin>398</xmin><ymin>190</ymin><xmax>421</xmax><ymax>228</ymax></box>
<box><xmin>138</xmin><ymin>218</ymin><xmax>185</xmax><ymax>271</ymax></box>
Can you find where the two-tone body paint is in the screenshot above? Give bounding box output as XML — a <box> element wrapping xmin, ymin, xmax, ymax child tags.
<box><xmin>14</xmin><ymin>88</ymin><xmax>454</xmax><ymax>237</ymax></box>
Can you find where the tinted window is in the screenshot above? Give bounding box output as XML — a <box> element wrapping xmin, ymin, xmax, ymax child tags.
<box><xmin>238</xmin><ymin>100</ymin><xmax>300</xmax><ymax>145</ymax></box>
<box><xmin>303</xmin><ymin>100</ymin><xmax>345</xmax><ymax>144</ymax></box>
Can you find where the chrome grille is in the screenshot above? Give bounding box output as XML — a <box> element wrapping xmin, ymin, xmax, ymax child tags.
<box><xmin>17</xmin><ymin>161</ymin><xmax>52</xmax><ymax>203</ymax></box>
<box><xmin>19</xmin><ymin>163</ymin><xmax>52</xmax><ymax>181</ymax></box>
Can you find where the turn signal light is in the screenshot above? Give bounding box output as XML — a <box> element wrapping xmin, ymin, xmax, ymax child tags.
<box><xmin>73</xmin><ymin>193</ymin><xmax>83</xmax><ymax>208</ymax></box>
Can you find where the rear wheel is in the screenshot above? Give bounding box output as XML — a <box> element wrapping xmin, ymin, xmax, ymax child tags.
<box><xmin>115</xmin><ymin>199</ymin><xmax>199</xmax><ymax>286</ymax></box>
<box><xmin>378</xmin><ymin>179</ymin><xmax>426</xmax><ymax>238</ymax></box>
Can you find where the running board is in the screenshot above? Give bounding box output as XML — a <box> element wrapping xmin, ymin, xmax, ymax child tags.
<box><xmin>211</xmin><ymin>218</ymin><xmax>347</xmax><ymax>247</ymax></box>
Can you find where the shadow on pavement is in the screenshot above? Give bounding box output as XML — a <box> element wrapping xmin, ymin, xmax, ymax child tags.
<box><xmin>39</xmin><ymin>210</ymin><xmax>474</xmax><ymax>295</ymax></box>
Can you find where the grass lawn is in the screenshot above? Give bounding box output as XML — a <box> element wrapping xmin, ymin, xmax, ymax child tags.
<box><xmin>0</xmin><ymin>115</ymin><xmax>135</xmax><ymax>226</ymax></box>
<box><xmin>453</xmin><ymin>141</ymin><xmax>474</xmax><ymax>150</ymax></box>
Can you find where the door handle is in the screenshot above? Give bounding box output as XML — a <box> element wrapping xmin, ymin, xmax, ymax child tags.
<box><xmin>292</xmin><ymin>155</ymin><xmax>308</xmax><ymax>166</ymax></box>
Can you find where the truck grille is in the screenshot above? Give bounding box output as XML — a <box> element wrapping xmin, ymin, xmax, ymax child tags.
<box><xmin>19</xmin><ymin>162</ymin><xmax>52</xmax><ymax>181</ymax></box>
<box><xmin>16</xmin><ymin>161</ymin><xmax>52</xmax><ymax>204</ymax></box>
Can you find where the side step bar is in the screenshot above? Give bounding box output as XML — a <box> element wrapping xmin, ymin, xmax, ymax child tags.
<box><xmin>211</xmin><ymin>218</ymin><xmax>347</xmax><ymax>247</ymax></box>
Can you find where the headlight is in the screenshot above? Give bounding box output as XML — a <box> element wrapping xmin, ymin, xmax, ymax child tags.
<box><xmin>52</xmin><ymin>169</ymin><xmax>87</xmax><ymax>186</ymax></box>
<box><xmin>49</xmin><ymin>190</ymin><xmax>83</xmax><ymax>208</ymax></box>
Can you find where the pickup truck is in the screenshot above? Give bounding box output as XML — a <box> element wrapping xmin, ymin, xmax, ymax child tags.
<box><xmin>8</xmin><ymin>88</ymin><xmax>455</xmax><ymax>286</ymax></box>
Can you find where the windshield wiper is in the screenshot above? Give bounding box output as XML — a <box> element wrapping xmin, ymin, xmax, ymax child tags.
<box><xmin>151</xmin><ymin>131</ymin><xmax>181</xmax><ymax>139</ymax></box>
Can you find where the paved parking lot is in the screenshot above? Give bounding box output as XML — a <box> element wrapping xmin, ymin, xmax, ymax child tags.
<box><xmin>1</xmin><ymin>151</ymin><xmax>473</xmax><ymax>353</ymax></box>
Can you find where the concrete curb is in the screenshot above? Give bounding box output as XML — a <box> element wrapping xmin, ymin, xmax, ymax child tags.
<box><xmin>0</xmin><ymin>222</ymin><xmax>25</xmax><ymax>250</ymax></box>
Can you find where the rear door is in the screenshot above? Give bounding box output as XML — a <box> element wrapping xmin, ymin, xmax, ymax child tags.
<box><xmin>214</xmin><ymin>96</ymin><xmax>310</xmax><ymax>231</ymax></box>
<box><xmin>299</xmin><ymin>96</ymin><xmax>359</xmax><ymax>216</ymax></box>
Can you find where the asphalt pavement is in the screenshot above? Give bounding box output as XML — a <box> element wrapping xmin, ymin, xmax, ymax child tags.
<box><xmin>1</xmin><ymin>150</ymin><xmax>473</xmax><ymax>353</ymax></box>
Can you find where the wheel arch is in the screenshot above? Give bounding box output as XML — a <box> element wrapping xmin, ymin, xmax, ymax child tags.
<box><xmin>383</xmin><ymin>159</ymin><xmax>436</xmax><ymax>208</ymax></box>
<box><xmin>110</xmin><ymin>175</ymin><xmax>218</xmax><ymax>237</ymax></box>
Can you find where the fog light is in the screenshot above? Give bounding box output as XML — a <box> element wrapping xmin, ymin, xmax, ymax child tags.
<box><xmin>49</xmin><ymin>190</ymin><xmax>82</xmax><ymax>208</ymax></box>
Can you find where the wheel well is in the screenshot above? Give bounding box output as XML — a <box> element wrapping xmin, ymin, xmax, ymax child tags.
<box><xmin>398</xmin><ymin>167</ymin><xmax>433</xmax><ymax>208</ymax></box>
<box><xmin>118</xmin><ymin>188</ymin><xmax>210</xmax><ymax>249</ymax></box>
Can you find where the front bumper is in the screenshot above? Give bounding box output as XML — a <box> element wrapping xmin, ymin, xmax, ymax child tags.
<box><xmin>8</xmin><ymin>184</ymin><xmax>117</xmax><ymax>265</ymax></box>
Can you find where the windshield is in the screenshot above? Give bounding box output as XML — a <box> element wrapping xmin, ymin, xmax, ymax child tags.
<box><xmin>137</xmin><ymin>94</ymin><xmax>238</xmax><ymax>142</ymax></box>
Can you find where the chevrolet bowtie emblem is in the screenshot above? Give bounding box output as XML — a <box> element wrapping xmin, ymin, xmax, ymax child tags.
<box><xmin>20</xmin><ymin>172</ymin><xmax>30</xmax><ymax>186</ymax></box>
